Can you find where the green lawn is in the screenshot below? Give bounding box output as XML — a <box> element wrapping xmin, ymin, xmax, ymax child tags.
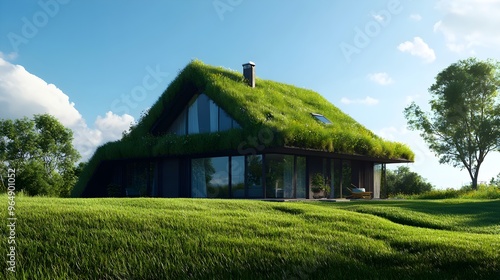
<box><xmin>2</xmin><ymin>197</ymin><xmax>499</xmax><ymax>279</ymax></box>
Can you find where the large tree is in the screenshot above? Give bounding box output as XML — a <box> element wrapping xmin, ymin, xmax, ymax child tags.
<box><xmin>0</xmin><ymin>114</ymin><xmax>81</xmax><ymax>196</ymax></box>
<box><xmin>405</xmin><ymin>58</ymin><xmax>500</xmax><ymax>189</ymax></box>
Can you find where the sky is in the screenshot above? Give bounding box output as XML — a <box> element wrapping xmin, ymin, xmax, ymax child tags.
<box><xmin>0</xmin><ymin>0</ymin><xmax>499</xmax><ymax>189</ymax></box>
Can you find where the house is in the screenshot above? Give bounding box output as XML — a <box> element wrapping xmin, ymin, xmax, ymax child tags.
<box><xmin>72</xmin><ymin>60</ymin><xmax>414</xmax><ymax>199</ymax></box>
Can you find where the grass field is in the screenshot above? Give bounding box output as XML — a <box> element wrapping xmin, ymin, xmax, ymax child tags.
<box><xmin>2</xmin><ymin>197</ymin><xmax>499</xmax><ymax>279</ymax></box>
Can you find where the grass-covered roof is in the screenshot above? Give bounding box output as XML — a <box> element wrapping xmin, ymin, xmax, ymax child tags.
<box><xmin>72</xmin><ymin>60</ymin><xmax>413</xmax><ymax>197</ymax></box>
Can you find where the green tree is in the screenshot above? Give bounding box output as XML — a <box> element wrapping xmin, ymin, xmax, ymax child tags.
<box><xmin>490</xmin><ymin>172</ymin><xmax>500</xmax><ymax>187</ymax></box>
<box><xmin>0</xmin><ymin>114</ymin><xmax>81</xmax><ymax>196</ymax></box>
<box><xmin>386</xmin><ymin>166</ymin><xmax>433</xmax><ymax>195</ymax></box>
<box><xmin>404</xmin><ymin>58</ymin><xmax>500</xmax><ymax>190</ymax></box>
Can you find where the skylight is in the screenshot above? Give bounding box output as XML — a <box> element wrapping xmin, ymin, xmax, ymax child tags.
<box><xmin>311</xmin><ymin>113</ymin><xmax>332</xmax><ymax>124</ymax></box>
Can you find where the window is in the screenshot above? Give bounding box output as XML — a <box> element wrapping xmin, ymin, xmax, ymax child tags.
<box><xmin>264</xmin><ymin>155</ymin><xmax>306</xmax><ymax>199</ymax></box>
<box><xmin>246</xmin><ymin>155</ymin><xmax>263</xmax><ymax>198</ymax></box>
<box><xmin>168</xmin><ymin>93</ymin><xmax>241</xmax><ymax>135</ymax></box>
<box><xmin>219</xmin><ymin>109</ymin><xmax>233</xmax><ymax>131</ymax></box>
<box><xmin>231</xmin><ymin>156</ymin><xmax>245</xmax><ymax>198</ymax></box>
<box><xmin>125</xmin><ymin>162</ymin><xmax>154</xmax><ymax>197</ymax></box>
<box><xmin>296</xmin><ymin>157</ymin><xmax>306</xmax><ymax>198</ymax></box>
<box><xmin>191</xmin><ymin>157</ymin><xmax>229</xmax><ymax>198</ymax></box>
<box><xmin>192</xmin><ymin>155</ymin><xmax>268</xmax><ymax>199</ymax></box>
<box><xmin>191</xmin><ymin>154</ymin><xmax>306</xmax><ymax>199</ymax></box>
<box><xmin>265</xmin><ymin>154</ymin><xmax>294</xmax><ymax>198</ymax></box>
<box><xmin>168</xmin><ymin>108</ymin><xmax>187</xmax><ymax>135</ymax></box>
<box><xmin>311</xmin><ymin>113</ymin><xmax>332</xmax><ymax>124</ymax></box>
<box><xmin>342</xmin><ymin>160</ymin><xmax>351</xmax><ymax>198</ymax></box>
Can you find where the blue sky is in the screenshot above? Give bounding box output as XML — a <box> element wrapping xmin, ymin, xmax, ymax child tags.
<box><xmin>1</xmin><ymin>0</ymin><xmax>499</xmax><ymax>189</ymax></box>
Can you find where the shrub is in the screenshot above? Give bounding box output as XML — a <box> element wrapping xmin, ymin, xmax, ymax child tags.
<box><xmin>461</xmin><ymin>184</ymin><xmax>500</xmax><ymax>199</ymax></box>
<box><xmin>398</xmin><ymin>184</ymin><xmax>500</xmax><ymax>200</ymax></box>
<box><xmin>385</xmin><ymin>166</ymin><xmax>433</xmax><ymax>196</ymax></box>
<box><xmin>415</xmin><ymin>189</ymin><xmax>464</xmax><ymax>199</ymax></box>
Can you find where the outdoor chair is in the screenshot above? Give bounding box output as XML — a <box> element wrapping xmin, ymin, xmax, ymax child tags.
<box><xmin>346</xmin><ymin>184</ymin><xmax>372</xmax><ymax>199</ymax></box>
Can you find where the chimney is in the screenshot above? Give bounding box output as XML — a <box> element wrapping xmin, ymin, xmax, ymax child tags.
<box><xmin>242</xmin><ymin>61</ymin><xmax>256</xmax><ymax>88</ymax></box>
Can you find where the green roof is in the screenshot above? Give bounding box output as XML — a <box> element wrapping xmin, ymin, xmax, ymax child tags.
<box><xmin>72</xmin><ymin>60</ymin><xmax>414</xmax><ymax>197</ymax></box>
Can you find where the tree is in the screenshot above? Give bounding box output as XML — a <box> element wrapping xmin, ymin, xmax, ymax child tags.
<box><xmin>386</xmin><ymin>166</ymin><xmax>433</xmax><ymax>195</ymax></box>
<box><xmin>0</xmin><ymin>114</ymin><xmax>81</xmax><ymax>196</ymax></box>
<box><xmin>490</xmin><ymin>172</ymin><xmax>500</xmax><ymax>187</ymax></box>
<box><xmin>404</xmin><ymin>58</ymin><xmax>500</xmax><ymax>190</ymax></box>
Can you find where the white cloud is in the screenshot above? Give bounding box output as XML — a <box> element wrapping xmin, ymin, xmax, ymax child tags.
<box><xmin>409</xmin><ymin>14</ymin><xmax>422</xmax><ymax>21</ymax></box>
<box><xmin>0</xmin><ymin>57</ymin><xmax>134</xmax><ymax>160</ymax></box>
<box><xmin>0</xmin><ymin>51</ymin><xmax>18</xmax><ymax>61</ymax></box>
<box><xmin>95</xmin><ymin>111</ymin><xmax>134</xmax><ymax>143</ymax></box>
<box><xmin>397</xmin><ymin>37</ymin><xmax>436</xmax><ymax>63</ymax></box>
<box><xmin>341</xmin><ymin>96</ymin><xmax>379</xmax><ymax>106</ymax></box>
<box><xmin>434</xmin><ymin>0</ymin><xmax>500</xmax><ymax>52</ymax></box>
<box><xmin>368</xmin><ymin>72</ymin><xmax>394</xmax><ymax>85</ymax></box>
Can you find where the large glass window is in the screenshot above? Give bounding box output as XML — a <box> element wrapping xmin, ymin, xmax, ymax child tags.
<box><xmin>283</xmin><ymin>157</ymin><xmax>294</xmax><ymax>198</ymax></box>
<box><xmin>265</xmin><ymin>154</ymin><xmax>294</xmax><ymax>199</ymax></box>
<box><xmin>169</xmin><ymin>93</ymin><xmax>241</xmax><ymax>136</ymax></box>
<box><xmin>296</xmin><ymin>157</ymin><xmax>306</xmax><ymax>198</ymax></box>
<box><xmin>231</xmin><ymin>156</ymin><xmax>245</xmax><ymax>198</ymax></box>
<box><xmin>160</xmin><ymin>159</ymin><xmax>180</xmax><ymax>198</ymax></box>
<box><xmin>125</xmin><ymin>162</ymin><xmax>153</xmax><ymax>197</ymax></box>
<box><xmin>331</xmin><ymin>159</ymin><xmax>342</xmax><ymax>198</ymax></box>
<box><xmin>373</xmin><ymin>164</ymin><xmax>382</xmax><ymax>199</ymax></box>
<box><xmin>342</xmin><ymin>160</ymin><xmax>352</xmax><ymax>198</ymax></box>
<box><xmin>191</xmin><ymin>158</ymin><xmax>208</xmax><ymax>198</ymax></box>
<box><xmin>191</xmin><ymin>94</ymin><xmax>211</xmax><ymax>134</ymax></box>
<box><xmin>209</xmin><ymin>99</ymin><xmax>218</xmax><ymax>132</ymax></box>
<box><xmin>246</xmin><ymin>155</ymin><xmax>263</xmax><ymax>197</ymax></box>
<box><xmin>191</xmin><ymin>157</ymin><xmax>229</xmax><ymax>198</ymax></box>
<box><xmin>168</xmin><ymin>108</ymin><xmax>187</xmax><ymax>135</ymax></box>
<box><xmin>207</xmin><ymin>157</ymin><xmax>229</xmax><ymax>198</ymax></box>
<box><xmin>188</xmin><ymin>98</ymin><xmax>199</xmax><ymax>134</ymax></box>
<box><xmin>219</xmin><ymin>109</ymin><xmax>233</xmax><ymax>131</ymax></box>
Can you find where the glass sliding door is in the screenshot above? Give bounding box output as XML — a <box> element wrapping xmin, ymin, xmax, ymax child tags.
<box><xmin>191</xmin><ymin>157</ymin><xmax>229</xmax><ymax>198</ymax></box>
<box><xmin>191</xmin><ymin>158</ymin><xmax>208</xmax><ymax>198</ymax></box>
<box><xmin>265</xmin><ymin>154</ymin><xmax>295</xmax><ymax>199</ymax></box>
<box><xmin>342</xmin><ymin>160</ymin><xmax>351</xmax><ymax>198</ymax></box>
<box><xmin>373</xmin><ymin>164</ymin><xmax>382</xmax><ymax>199</ymax></box>
<box><xmin>296</xmin><ymin>156</ymin><xmax>306</xmax><ymax>198</ymax></box>
<box><xmin>265</xmin><ymin>154</ymin><xmax>283</xmax><ymax>198</ymax></box>
<box><xmin>161</xmin><ymin>159</ymin><xmax>179</xmax><ymax>198</ymax></box>
<box><xmin>125</xmin><ymin>161</ymin><xmax>151</xmax><ymax>197</ymax></box>
<box><xmin>206</xmin><ymin>157</ymin><xmax>229</xmax><ymax>198</ymax></box>
<box><xmin>283</xmin><ymin>155</ymin><xmax>294</xmax><ymax>198</ymax></box>
<box><xmin>331</xmin><ymin>159</ymin><xmax>342</xmax><ymax>198</ymax></box>
<box><xmin>231</xmin><ymin>156</ymin><xmax>245</xmax><ymax>198</ymax></box>
<box><xmin>246</xmin><ymin>155</ymin><xmax>263</xmax><ymax>198</ymax></box>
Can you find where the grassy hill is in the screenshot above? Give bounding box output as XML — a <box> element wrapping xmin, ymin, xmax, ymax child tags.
<box><xmin>2</xmin><ymin>197</ymin><xmax>499</xmax><ymax>279</ymax></box>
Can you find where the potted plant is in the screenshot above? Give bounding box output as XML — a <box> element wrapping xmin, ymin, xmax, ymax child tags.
<box><xmin>311</xmin><ymin>173</ymin><xmax>330</xmax><ymax>199</ymax></box>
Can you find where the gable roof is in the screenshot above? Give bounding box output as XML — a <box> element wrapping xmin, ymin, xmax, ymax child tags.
<box><xmin>72</xmin><ymin>60</ymin><xmax>414</xmax><ymax>197</ymax></box>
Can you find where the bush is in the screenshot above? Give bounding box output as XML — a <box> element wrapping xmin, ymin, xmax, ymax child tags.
<box><xmin>396</xmin><ymin>184</ymin><xmax>500</xmax><ymax>200</ymax></box>
<box><xmin>460</xmin><ymin>184</ymin><xmax>500</xmax><ymax>199</ymax></box>
<box><xmin>385</xmin><ymin>166</ymin><xmax>433</xmax><ymax>196</ymax></box>
<box><xmin>414</xmin><ymin>189</ymin><xmax>464</xmax><ymax>199</ymax></box>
